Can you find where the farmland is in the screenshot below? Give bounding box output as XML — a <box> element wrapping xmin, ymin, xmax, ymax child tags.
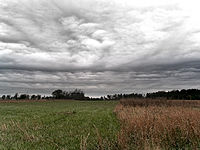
<box><xmin>115</xmin><ymin>99</ymin><xmax>200</xmax><ymax>149</ymax></box>
<box><xmin>0</xmin><ymin>100</ymin><xmax>119</xmax><ymax>150</ymax></box>
<box><xmin>0</xmin><ymin>99</ymin><xmax>200</xmax><ymax>150</ymax></box>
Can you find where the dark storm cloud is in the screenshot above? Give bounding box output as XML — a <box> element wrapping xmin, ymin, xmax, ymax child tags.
<box><xmin>1</xmin><ymin>0</ymin><xmax>200</xmax><ymax>96</ymax></box>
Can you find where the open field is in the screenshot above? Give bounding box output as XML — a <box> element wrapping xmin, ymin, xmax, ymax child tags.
<box><xmin>115</xmin><ymin>99</ymin><xmax>200</xmax><ymax>149</ymax></box>
<box><xmin>0</xmin><ymin>100</ymin><xmax>119</xmax><ymax>150</ymax></box>
<box><xmin>0</xmin><ymin>99</ymin><xmax>200</xmax><ymax>150</ymax></box>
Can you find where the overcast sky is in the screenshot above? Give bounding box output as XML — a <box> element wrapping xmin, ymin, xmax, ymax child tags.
<box><xmin>0</xmin><ymin>0</ymin><xmax>200</xmax><ymax>97</ymax></box>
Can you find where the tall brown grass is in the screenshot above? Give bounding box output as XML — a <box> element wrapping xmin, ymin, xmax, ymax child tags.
<box><xmin>120</xmin><ymin>98</ymin><xmax>200</xmax><ymax>108</ymax></box>
<box><xmin>115</xmin><ymin>99</ymin><xmax>200</xmax><ymax>149</ymax></box>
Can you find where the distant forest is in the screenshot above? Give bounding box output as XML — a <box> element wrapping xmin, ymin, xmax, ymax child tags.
<box><xmin>1</xmin><ymin>89</ymin><xmax>200</xmax><ymax>101</ymax></box>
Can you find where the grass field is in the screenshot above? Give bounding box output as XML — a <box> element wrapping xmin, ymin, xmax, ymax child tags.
<box><xmin>0</xmin><ymin>100</ymin><xmax>119</xmax><ymax>150</ymax></box>
<box><xmin>1</xmin><ymin>99</ymin><xmax>200</xmax><ymax>150</ymax></box>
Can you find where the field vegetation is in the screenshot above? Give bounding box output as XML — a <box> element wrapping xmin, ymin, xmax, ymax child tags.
<box><xmin>0</xmin><ymin>100</ymin><xmax>119</xmax><ymax>150</ymax></box>
<box><xmin>115</xmin><ymin>99</ymin><xmax>200</xmax><ymax>149</ymax></box>
<box><xmin>0</xmin><ymin>99</ymin><xmax>200</xmax><ymax>149</ymax></box>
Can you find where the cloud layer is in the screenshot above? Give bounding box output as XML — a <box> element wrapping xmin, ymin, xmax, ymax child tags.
<box><xmin>1</xmin><ymin>0</ymin><xmax>200</xmax><ymax>96</ymax></box>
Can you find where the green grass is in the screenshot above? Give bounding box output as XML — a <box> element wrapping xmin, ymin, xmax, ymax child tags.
<box><xmin>0</xmin><ymin>100</ymin><xmax>120</xmax><ymax>150</ymax></box>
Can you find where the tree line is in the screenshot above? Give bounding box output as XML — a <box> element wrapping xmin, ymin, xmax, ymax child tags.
<box><xmin>146</xmin><ymin>89</ymin><xmax>200</xmax><ymax>100</ymax></box>
<box><xmin>1</xmin><ymin>93</ymin><xmax>43</xmax><ymax>100</ymax></box>
<box><xmin>1</xmin><ymin>89</ymin><xmax>200</xmax><ymax>101</ymax></box>
<box><xmin>0</xmin><ymin>89</ymin><xmax>144</xmax><ymax>101</ymax></box>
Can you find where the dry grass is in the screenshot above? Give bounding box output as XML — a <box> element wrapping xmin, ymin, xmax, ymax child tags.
<box><xmin>120</xmin><ymin>98</ymin><xmax>200</xmax><ymax>108</ymax></box>
<box><xmin>115</xmin><ymin>99</ymin><xmax>200</xmax><ymax>149</ymax></box>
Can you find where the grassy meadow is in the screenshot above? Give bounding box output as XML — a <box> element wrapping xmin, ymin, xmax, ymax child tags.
<box><xmin>0</xmin><ymin>99</ymin><xmax>200</xmax><ymax>150</ymax></box>
<box><xmin>0</xmin><ymin>100</ymin><xmax>119</xmax><ymax>150</ymax></box>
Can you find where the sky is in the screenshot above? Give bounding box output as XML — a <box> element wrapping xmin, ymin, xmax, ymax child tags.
<box><xmin>0</xmin><ymin>0</ymin><xmax>200</xmax><ymax>97</ymax></box>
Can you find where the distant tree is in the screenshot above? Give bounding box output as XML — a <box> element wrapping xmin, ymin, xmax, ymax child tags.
<box><xmin>107</xmin><ymin>95</ymin><xmax>111</xmax><ymax>100</ymax></box>
<box><xmin>2</xmin><ymin>95</ymin><xmax>6</xmax><ymax>100</ymax></box>
<box><xmin>37</xmin><ymin>95</ymin><xmax>41</xmax><ymax>100</ymax></box>
<box><xmin>6</xmin><ymin>95</ymin><xmax>11</xmax><ymax>100</ymax></box>
<box><xmin>31</xmin><ymin>95</ymin><xmax>36</xmax><ymax>100</ymax></box>
<box><xmin>18</xmin><ymin>94</ymin><xmax>30</xmax><ymax>100</ymax></box>
<box><xmin>70</xmin><ymin>89</ymin><xmax>85</xmax><ymax>100</ymax></box>
<box><xmin>14</xmin><ymin>93</ymin><xmax>18</xmax><ymax>100</ymax></box>
<box><xmin>51</xmin><ymin>89</ymin><xmax>86</xmax><ymax>100</ymax></box>
<box><xmin>145</xmin><ymin>89</ymin><xmax>200</xmax><ymax>100</ymax></box>
<box><xmin>52</xmin><ymin>89</ymin><xmax>64</xmax><ymax>99</ymax></box>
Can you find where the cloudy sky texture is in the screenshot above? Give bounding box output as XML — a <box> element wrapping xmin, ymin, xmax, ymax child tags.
<box><xmin>0</xmin><ymin>0</ymin><xmax>200</xmax><ymax>96</ymax></box>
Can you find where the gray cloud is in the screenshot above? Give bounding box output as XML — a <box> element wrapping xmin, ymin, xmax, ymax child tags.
<box><xmin>0</xmin><ymin>0</ymin><xmax>200</xmax><ymax>96</ymax></box>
